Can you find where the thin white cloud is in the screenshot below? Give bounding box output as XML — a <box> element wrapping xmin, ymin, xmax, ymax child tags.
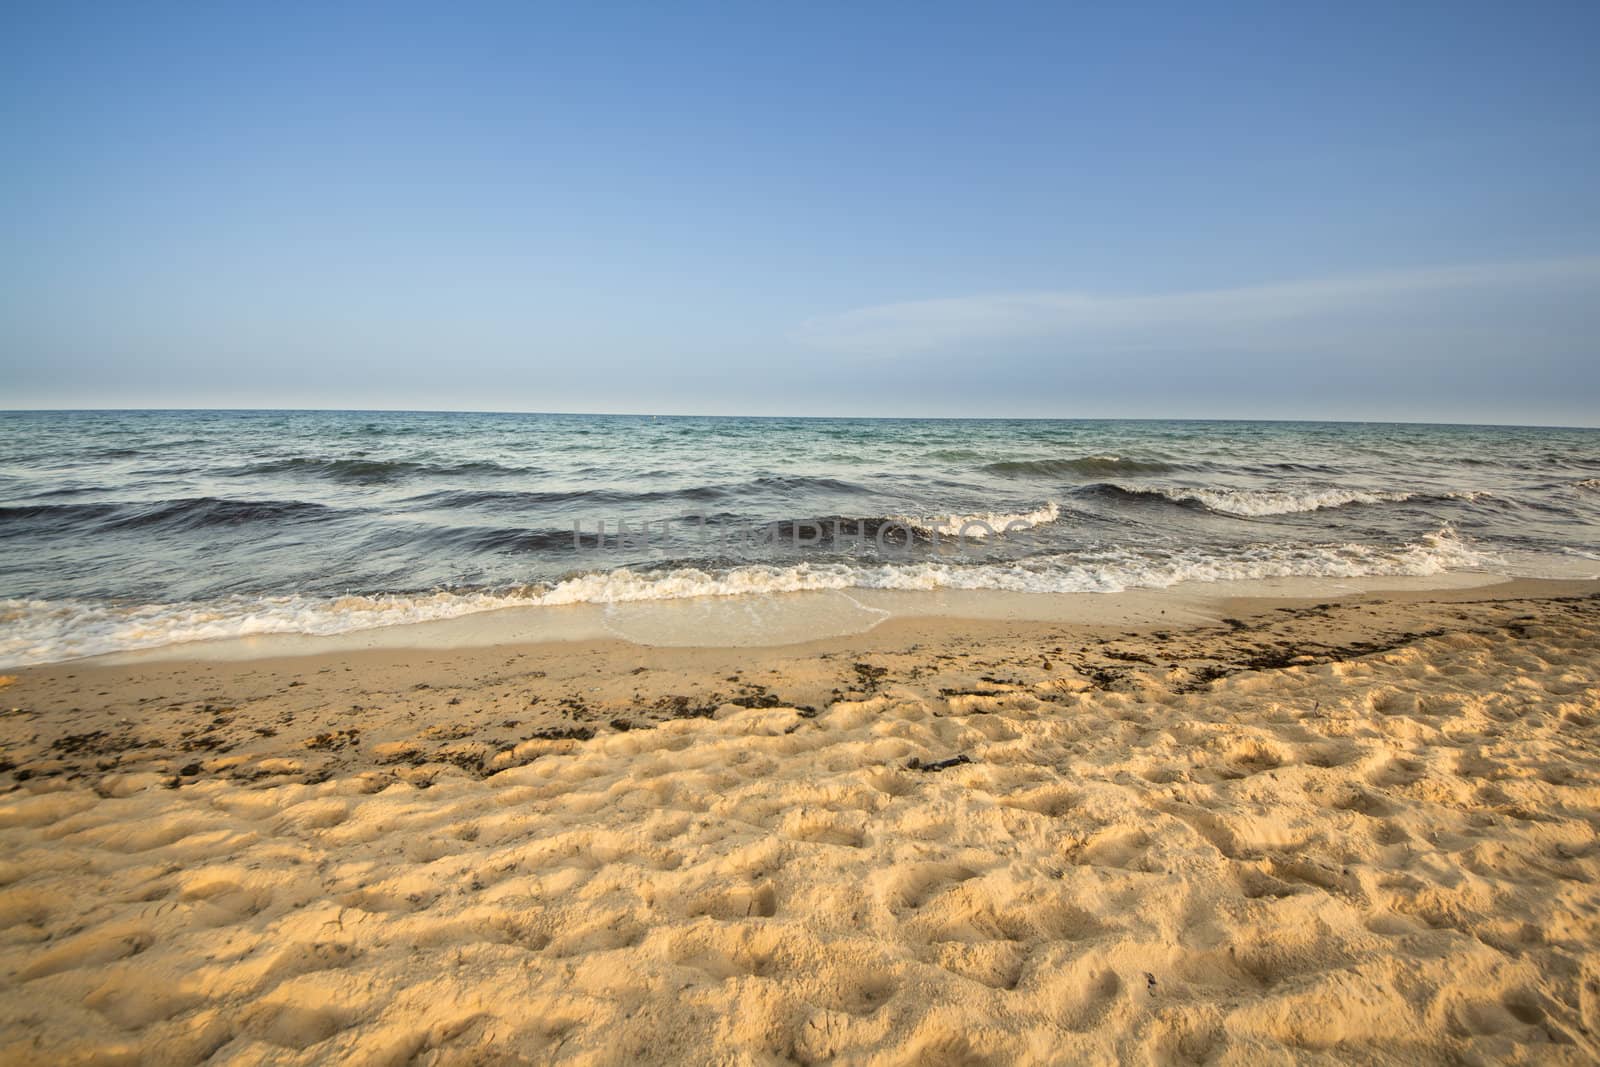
<box><xmin>794</xmin><ymin>257</ymin><xmax>1600</xmax><ymax>356</ymax></box>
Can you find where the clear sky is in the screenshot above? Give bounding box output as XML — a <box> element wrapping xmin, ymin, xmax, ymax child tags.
<box><xmin>3</xmin><ymin>2</ymin><xmax>1599</xmax><ymax>424</ymax></box>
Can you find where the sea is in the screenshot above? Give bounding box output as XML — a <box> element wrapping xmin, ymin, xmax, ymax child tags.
<box><xmin>2</xmin><ymin>410</ymin><xmax>1598</xmax><ymax>666</ymax></box>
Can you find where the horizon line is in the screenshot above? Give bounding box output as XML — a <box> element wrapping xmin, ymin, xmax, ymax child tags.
<box><xmin>1</xmin><ymin>406</ymin><xmax>1596</xmax><ymax>432</ymax></box>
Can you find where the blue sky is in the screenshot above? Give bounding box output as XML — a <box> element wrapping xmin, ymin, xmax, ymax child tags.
<box><xmin>3</xmin><ymin>2</ymin><xmax>1599</xmax><ymax>423</ymax></box>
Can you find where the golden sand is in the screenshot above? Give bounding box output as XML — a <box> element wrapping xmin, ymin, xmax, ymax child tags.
<box><xmin>2</xmin><ymin>582</ymin><xmax>1598</xmax><ymax>1064</ymax></box>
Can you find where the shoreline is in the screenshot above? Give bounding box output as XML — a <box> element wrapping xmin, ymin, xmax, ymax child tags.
<box><xmin>3</xmin><ymin>576</ymin><xmax>1595</xmax><ymax>791</ymax></box>
<box><xmin>10</xmin><ymin>569</ymin><xmax>1577</xmax><ymax>672</ymax></box>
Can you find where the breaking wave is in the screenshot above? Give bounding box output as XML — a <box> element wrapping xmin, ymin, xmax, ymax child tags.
<box><xmin>1090</xmin><ymin>484</ymin><xmax>1497</xmax><ymax>517</ymax></box>
<box><xmin>900</xmin><ymin>501</ymin><xmax>1062</xmax><ymax>538</ymax></box>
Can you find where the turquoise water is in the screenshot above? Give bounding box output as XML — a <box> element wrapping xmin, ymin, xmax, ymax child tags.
<box><xmin>2</xmin><ymin>410</ymin><xmax>1597</xmax><ymax>664</ymax></box>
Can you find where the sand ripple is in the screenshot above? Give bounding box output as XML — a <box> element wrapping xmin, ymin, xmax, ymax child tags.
<box><xmin>3</xmin><ymin>612</ymin><xmax>1600</xmax><ymax>1063</ymax></box>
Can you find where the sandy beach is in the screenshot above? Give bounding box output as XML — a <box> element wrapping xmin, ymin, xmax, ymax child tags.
<box><xmin>2</xmin><ymin>579</ymin><xmax>1598</xmax><ymax>1064</ymax></box>
<box><xmin>7</xmin><ymin>0</ymin><xmax>1599</xmax><ymax>1060</ymax></box>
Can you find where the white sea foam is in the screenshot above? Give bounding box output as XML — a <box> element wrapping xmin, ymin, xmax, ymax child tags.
<box><xmin>0</xmin><ymin>591</ymin><xmax>538</xmax><ymax>669</ymax></box>
<box><xmin>1131</xmin><ymin>485</ymin><xmax>1424</xmax><ymax>516</ymax></box>
<box><xmin>1134</xmin><ymin>484</ymin><xmax>1504</xmax><ymax>516</ymax></box>
<box><xmin>0</xmin><ymin>527</ymin><xmax>1497</xmax><ymax>666</ymax></box>
<box><xmin>902</xmin><ymin>501</ymin><xmax>1062</xmax><ymax>538</ymax></box>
